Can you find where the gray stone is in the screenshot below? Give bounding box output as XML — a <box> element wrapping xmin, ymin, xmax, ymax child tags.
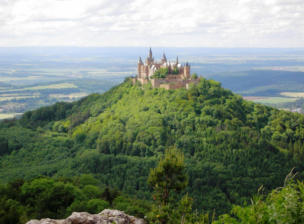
<box><xmin>26</xmin><ymin>209</ymin><xmax>146</xmax><ymax>224</ymax></box>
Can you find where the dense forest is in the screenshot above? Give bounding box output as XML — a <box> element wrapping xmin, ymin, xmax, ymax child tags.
<box><xmin>0</xmin><ymin>175</ymin><xmax>150</xmax><ymax>224</ymax></box>
<box><xmin>1</xmin><ymin>78</ymin><xmax>304</xmax><ymax>222</ymax></box>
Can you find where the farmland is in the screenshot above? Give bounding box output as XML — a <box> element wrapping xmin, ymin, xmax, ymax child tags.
<box><xmin>1</xmin><ymin>47</ymin><xmax>304</xmax><ymax>119</ymax></box>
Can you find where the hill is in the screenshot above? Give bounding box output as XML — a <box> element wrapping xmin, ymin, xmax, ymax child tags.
<box><xmin>1</xmin><ymin>78</ymin><xmax>304</xmax><ymax>215</ymax></box>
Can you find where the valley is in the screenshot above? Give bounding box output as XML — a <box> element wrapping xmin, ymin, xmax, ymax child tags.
<box><xmin>1</xmin><ymin>47</ymin><xmax>304</xmax><ymax>120</ymax></box>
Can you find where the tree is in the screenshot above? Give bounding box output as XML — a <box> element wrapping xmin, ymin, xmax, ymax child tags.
<box><xmin>148</xmin><ymin>147</ymin><xmax>188</xmax><ymax>205</ymax></box>
<box><xmin>191</xmin><ymin>73</ymin><xmax>198</xmax><ymax>79</ymax></box>
<box><xmin>148</xmin><ymin>148</ymin><xmax>188</xmax><ymax>224</ymax></box>
<box><xmin>152</xmin><ymin>68</ymin><xmax>169</xmax><ymax>79</ymax></box>
<box><xmin>0</xmin><ymin>137</ymin><xmax>9</xmax><ymax>156</ymax></box>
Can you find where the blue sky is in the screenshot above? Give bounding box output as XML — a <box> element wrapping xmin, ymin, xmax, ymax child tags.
<box><xmin>0</xmin><ymin>0</ymin><xmax>303</xmax><ymax>47</ymax></box>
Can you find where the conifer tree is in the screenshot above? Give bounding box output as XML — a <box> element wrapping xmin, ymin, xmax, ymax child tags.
<box><xmin>148</xmin><ymin>147</ymin><xmax>188</xmax><ymax>205</ymax></box>
<box><xmin>148</xmin><ymin>148</ymin><xmax>188</xmax><ymax>223</ymax></box>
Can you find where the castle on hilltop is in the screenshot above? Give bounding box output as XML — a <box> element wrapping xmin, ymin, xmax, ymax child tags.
<box><xmin>133</xmin><ymin>48</ymin><xmax>199</xmax><ymax>89</ymax></box>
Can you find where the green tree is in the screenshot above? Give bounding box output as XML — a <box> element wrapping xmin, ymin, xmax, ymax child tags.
<box><xmin>215</xmin><ymin>180</ymin><xmax>304</xmax><ymax>224</ymax></box>
<box><xmin>0</xmin><ymin>137</ymin><xmax>9</xmax><ymax>156</ymax></box>
<box><xmin>148</xmin><ymin>147</ymin><xmax>188</xmax><ymax>205</ymax></box>
<box><xmin>148</xmin><ymin>148</ymin><xmax>188</xmax><ymax>224</ymax></box>
<box><xmin>191</xmin><ymin>73</ymin><xmax>198</xmax><ymax>79</ymax></box>
<box><xmin>152</xmin><ymin>68</ymin><xmax>169</xmax><ymax>78</ymax></box>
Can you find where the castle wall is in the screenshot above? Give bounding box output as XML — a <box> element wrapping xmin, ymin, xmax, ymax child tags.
<box><xmin>166</xmin><ymin>74</ymin><xmax>183</xmax><ymax>80</ymax></box>
<box><xmin>134</xmin><ymin>76</ymin><xmax>200</xmax><ymax>90</ymax></box>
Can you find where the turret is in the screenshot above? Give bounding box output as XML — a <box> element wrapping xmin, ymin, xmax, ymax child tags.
<box><xmin>138</xmin><ymin>57</ymin><xmax>143</xmax><ymax>65</ymax></box>
<box><xmin>183</xmin><ymin>62</ymin><xmax>190</xmax><ymax>79</ymax></box>
<box><xmin>146</xmin><ymin>48</ymin><xmax>154</xmax><ymax>65</ymax></box>
<box><xmin>161</xmin><ymin>53</ymin><xmax>167</xmax><ymax>63</ymax></box>
<box><xmin>138</xmin><ymin>57</ymin><xmax>143</xmax><ymax>78</ymax></box>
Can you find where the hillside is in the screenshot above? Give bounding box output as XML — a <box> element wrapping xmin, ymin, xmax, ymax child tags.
<box><xmin>1</xmin><ymin>78</ymin><xmax>304</xmax><ymax>215</ymax></box>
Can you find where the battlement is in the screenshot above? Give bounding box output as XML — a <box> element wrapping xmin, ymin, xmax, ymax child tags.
<box><xmin>133</xmin><ymin>48</ymin><xmax>199</xmax><ymax>89</ymax></box>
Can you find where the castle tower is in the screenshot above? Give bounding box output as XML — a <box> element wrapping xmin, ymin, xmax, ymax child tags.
<box><xmin>161</xmin><ymin>53</ymin><xmax>167</xmax><ymax>63</ymax></box>
<box><xmin>146</xmin><ymin>48</ymin><xmax>154</xmax><ymax>65</ymax></box>
<box><xmin>137</xmin><ymin>57</ymin><xmax>143</xmax><ymax>78</ymax></box>
<box><xmin>183</xmin><ymin>62</ymin><xmax>190</xmax><ymax>79</ymax></box>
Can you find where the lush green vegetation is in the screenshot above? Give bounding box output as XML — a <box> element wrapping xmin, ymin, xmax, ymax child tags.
<box><xmin>1</xmin><ymin>78</ymin><xmax>304</xmax><ymax>220</ymax></box>
<box><xmin>1</xmin><ymin>150</ymin><xmax>303</xmax><ymax>224</ymax></box>
<box><xmin>0</xmin><ymin>174</ymin><xmax>150</xmax><ymax>224</ymax></box>
<box><xmin>147</xmin><ymin>148</ymin><xmax>209</xmax><ymax>224</ymax></box>
<box><xmin>215</xmin><ymin>178</ymin><xmax>304</xmax><ymax>224</ymax></box>
<box><xmin>152</xmin><ymin>68</ymin><xmax>169</xmax><ymax>78</ymax></box>
<box><xmin>172</xmin><ymin>67</ymin><xmax>180</xmax><ymax>75</ymax></box>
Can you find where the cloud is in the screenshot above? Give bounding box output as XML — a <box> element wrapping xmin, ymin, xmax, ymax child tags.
<box><xmin>0</xmin><ymin>0</ymin><xmax>303</xmax><ymax>47</ymax></box>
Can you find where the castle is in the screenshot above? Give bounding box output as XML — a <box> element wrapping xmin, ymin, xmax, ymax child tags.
<box><xmin>133</xmin><ymin>48</ymin><xmax>199</xmax><ymax>89</ymax></box>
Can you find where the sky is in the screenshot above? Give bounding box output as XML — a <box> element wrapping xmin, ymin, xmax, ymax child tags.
<box><xmin>0</xmin><ymin>0</ymin><xmax>303</xmax><ymax>47</ymax></box>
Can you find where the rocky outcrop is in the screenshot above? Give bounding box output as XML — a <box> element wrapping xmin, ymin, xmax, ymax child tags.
<box><xmin>26</xmin><ymin>209</ymin><xmax>146</xmax><ymax>224</ymax></box>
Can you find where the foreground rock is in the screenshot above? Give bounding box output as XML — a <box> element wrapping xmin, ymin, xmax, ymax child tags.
<box><xmin>26</xmin><ymin>209</ymin><xmax>146</xmax><ymax>224</ymax></box>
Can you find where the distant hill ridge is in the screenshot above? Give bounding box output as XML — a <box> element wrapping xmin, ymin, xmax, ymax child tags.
<box><xmin>0</xmin><ymin>77</ymin><xmax>304</xmax><ymax>215</ymax></box>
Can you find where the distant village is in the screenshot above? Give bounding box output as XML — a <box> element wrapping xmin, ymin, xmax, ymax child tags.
<box><xmin>132</xmin><ymin>48</ymin><xmax>199</xmax><ymax>89</ymax></box>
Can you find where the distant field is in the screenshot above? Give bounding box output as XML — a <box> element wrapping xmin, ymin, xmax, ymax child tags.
<box><xmin>280</xmin><ymin>92</ymin><xmax>304</xmax><ymax>98</ymax></box>
<box><xmin>211</xmin><ymin>70</ymin><xmax>304</xmax><ymax>97</ymax></box>
<box><xmin>0</xmin><ymin>79</ymin><xmax>118</xmax><ymax>119</ymax></box>
<box><xmin>0</xmin><ymin>83</ymin><xmax>78</xmax><ymax>94</ymax></box>
<box><xmin>0</xmin><ymin>96</ymin><xmax>36</xmax><ymax>102</ymax></box>
<box><xmin>255</xmin><ymin>66</ymin><xmax>304</xmax><ymax>72</ymax></box>
<box><xmin>0</xmin><ymin>113</ymin><xmax>22</xmax><ymax>119</ymax></box>
<box><xmin>49</xmin><ymin>92</ymin><xmax>88</xmax><ymax>99</ymax></box>
<box><xmin>19</xmin><ymin>83</ymin><xmax>77</xmax><ymax>91</ymax></box>
<box><xmin>244</xmin><ymin>96</ymin><xmax>298</xmax><ymax>104</ymax></box>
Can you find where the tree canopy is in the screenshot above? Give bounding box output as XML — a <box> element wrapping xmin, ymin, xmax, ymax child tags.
<box><xmin>0</xmin><ymin>78</ymin><xmax>304</xmax><ymax>216</ymax></box>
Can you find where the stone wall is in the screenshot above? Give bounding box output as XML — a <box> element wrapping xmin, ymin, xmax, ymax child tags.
<box><xmin>132</xmin><ymin>76</ymin><xmax>200</xmax><ymax>90</ymax></box>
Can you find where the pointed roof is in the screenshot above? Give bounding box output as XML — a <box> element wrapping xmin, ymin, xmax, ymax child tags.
<box><xmin>149</xmin><ymin>48</ymin><xmax>153</xmax><ymax>58</ymax></box>
<box><xmin>162</xmin><ymin>53</ymin><xmax>167</xmax><ymax>62</ymax></box>
<box><xmin>138</xmin><ymin>56</ymin><xmax>143</xmax><ymax>64</ymax></box>
<box><xmin>176</xmin><ymin>56</ymin><xmax>179</xmax><ymax>64</ymax></box>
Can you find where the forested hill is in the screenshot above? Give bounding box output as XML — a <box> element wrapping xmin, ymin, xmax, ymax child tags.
<box><xmin>1</xmin><ymin>78</ymin><xmax>304</xmax><ymax>215</ymax></box>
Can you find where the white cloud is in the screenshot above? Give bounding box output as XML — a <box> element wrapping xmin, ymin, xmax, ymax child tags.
<box><xmin>0</xmin><ymin>0</ymin><xmax>303</xmax><ymax>47</ymax></box>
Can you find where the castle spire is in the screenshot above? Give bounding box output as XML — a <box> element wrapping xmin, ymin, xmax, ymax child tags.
<box><xmin>138</xmin><ymin>56</ymin><xmax>143</xmax><ymax>65</ymax></box>
<box><xmin>161</xmin><ymin>53</ymin><xmax>167</xmax><ymax>63</ymax></box>
<box><xmin>176</xmin><ymin>56</ymin><xmax>179</xmax><ymax>65</ymax></box>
